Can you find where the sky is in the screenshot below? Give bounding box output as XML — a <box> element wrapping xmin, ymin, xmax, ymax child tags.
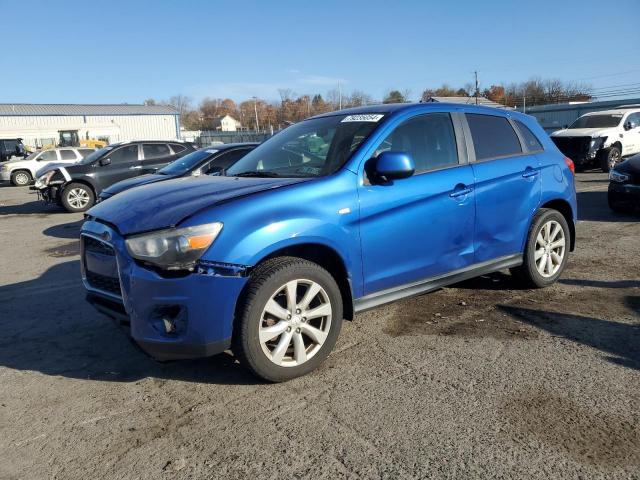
<box><xmin>2</xmin><ymin>0</ymin><xmax>640</xmax><ymax>105</ymax></box>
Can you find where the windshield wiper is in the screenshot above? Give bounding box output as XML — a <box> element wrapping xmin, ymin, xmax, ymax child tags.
<box><xmin>234</xmin><ymin>171</ymin><xmax>281</xmax><ymax>178</ymax></box>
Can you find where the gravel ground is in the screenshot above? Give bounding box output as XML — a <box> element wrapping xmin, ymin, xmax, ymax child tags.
<box><xmin>0</xmin><ymin>172</ymin><xmax>638</xmax><ymax>480</ymax></box>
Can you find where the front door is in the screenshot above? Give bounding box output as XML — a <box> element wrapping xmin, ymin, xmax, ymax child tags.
<box><xmin>94</xmin><ymin>144</ymin><xmax>141</xmax><ymax>190</ymax></box>
<box><xmin>358</xmin><ymin>112</ymin><xmax>475</xmax><ymax>295</ymax></box>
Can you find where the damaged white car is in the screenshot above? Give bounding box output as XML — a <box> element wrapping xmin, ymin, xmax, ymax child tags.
<box><xmin>550</xmin><ymin>108</ymin><xmax>640</xmax><ymax>172</ymax></box>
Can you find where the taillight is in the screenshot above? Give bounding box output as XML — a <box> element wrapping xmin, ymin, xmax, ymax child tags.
<box><xmin>564</xmin><ymin>156</ymin><xmax>575</xmax><ymax>175</ymax></box>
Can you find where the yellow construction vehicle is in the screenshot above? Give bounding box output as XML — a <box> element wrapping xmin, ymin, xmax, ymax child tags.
<box><xmin>58</xmin><ymin>130</ymin><xmax>107</xmax><ymax>149</ymax></box>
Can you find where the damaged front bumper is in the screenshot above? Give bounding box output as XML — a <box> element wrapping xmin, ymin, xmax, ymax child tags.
<box><xmin>81</xmin><ymin>219</ymin><xmax>250</xmax><ymax>361</ymax></box>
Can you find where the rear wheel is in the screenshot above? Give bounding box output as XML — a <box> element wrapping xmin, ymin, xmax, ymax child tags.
<box><xmin>234</xmin><ymin>257</ymin><xmax>343</xmax><ymax>382</ymax></box>
<box><xmin>61</xmin><ymin>182</ymin><xmax>95</xmax><ymax>212</ymax></box>
<box><xmin>10</xmin><ymin>170</ymin><xmax>32</xmax><ymax>186</ymax></box>
<box><xmin>510</xmin><ymin>209</ymin><xmax>570</xmax><ymax>288</ymax></box>
<box><xmin>600</xmin><ymin>146</ymin><xmax>621</xmax><ymax>173</ymax></box>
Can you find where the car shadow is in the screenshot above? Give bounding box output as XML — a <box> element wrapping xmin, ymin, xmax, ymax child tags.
<box><xmin>0</xmin><ymin>261</ymin><xmax>259</xmax><ymax>385</ymax></box>
<box><xmin>452</xmin><ymin>271</ymin><xmax>529</xmax><ymax>291</ymax></box>
<box><xmin>0</xmin><ymin>200</ymin><xmax>65</xmax><ymax>216</ymax></box>
<box><xmin>577</xmin><ymin>190</ymin><xmax>638</xmax><ymax>222</ymax></box>
<box><xmin>43</xmin><ymin>219</ymin><xmax>84</xmax><ymax>239</ymax></box>
<box><xmin>559</xmin><ymin>278</ymin><xmax>640</xmax><ymax>289</ymax></box>
<box><xmin>500</xmin><ymin>304</ymin><xmax>640</xmax><ymax>370</ymax></box>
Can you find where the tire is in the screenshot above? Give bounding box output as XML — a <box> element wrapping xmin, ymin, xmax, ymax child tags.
<box><xmin>10</xmin><ymin>170</ymin><xmax>32</xmax><ymax>186</ymax></box>
<box><xmin>600</xmin><ymin>146</ymin><xmax>621</xmax><ymax>173</ymax></box>
<box><xmin>61</xmin><ymin>182</ymin><xmax>95</xmax><ymax>212</ymax></box>
<box><xmin>233</xmin><ymin>256</ymin><xmax>343</xmax><ymax>382</ymax></box>
<box><xmin>510</xmin><ymin>208</ymin><xmax>570</xmax><ymax>288</ymax></box>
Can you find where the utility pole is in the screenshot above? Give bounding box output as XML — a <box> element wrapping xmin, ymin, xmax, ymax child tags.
<box><xmin>523</xmin><ymin>93</ymin><xmax>526</xmax><ymax>114</ymax></box>
<box><xmin>474</xmin><ymin>70</ymin><xmax>479</xmax><ymax>105</ymax></box>
<box><xmin>252</xmin><ymin>96</ymin><xmax>260</xmax><ymax>132</ymax></box>
<box><xmin>338</xmin><ymin>81</ymin><xmax>342</xmax><ymax>110</ymax></box>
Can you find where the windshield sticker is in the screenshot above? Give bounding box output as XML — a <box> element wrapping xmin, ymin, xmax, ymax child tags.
<box><xmin>341</xmin><ymin>114</ymin><xmax>384</xmax><ymax>123</ymax></box>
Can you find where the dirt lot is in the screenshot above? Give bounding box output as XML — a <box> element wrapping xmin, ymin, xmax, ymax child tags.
<box><xmin>0</xmin><ymin>173</ymin><xmax>638</xmax><ymax>479</ymax></box>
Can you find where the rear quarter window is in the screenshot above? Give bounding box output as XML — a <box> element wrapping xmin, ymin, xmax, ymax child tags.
<box><xmin>514</xmin><ymin>120</ymin><xmax>544</xmax><ymax>152</ymax></box>
<box><xmin>466</xmin><ymin>114</ymin><xmax>522</xmax><ymax>161</ymax></box>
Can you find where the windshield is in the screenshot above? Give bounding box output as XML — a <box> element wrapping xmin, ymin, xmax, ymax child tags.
<box><xmin>225</xmin><ymin>114</ymin><xmax>384</xmax><ymax>178</ymax></box>
<box><xmin>79</xmin><ymin>146</ymin><xmax>113</xmax><ymax>164</ymax></box>
<box><xmin>24</xmin><ymin>151</ymin><xmax>39</xmax><ymax>161</ymax></box>
<box><xmin>569</xmin><ymin>114</ymin><xmax>622</xmax><ymax>129</ymax></box>
<box><xmin>158</xmin><ymin>149</ymin><xmax>216</xmax><ymax>175</ymax></box>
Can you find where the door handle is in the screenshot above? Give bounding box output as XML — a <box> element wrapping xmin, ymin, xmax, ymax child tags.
<box><xmin>449</xmin><ymin>186</ymin><xmax>473</xmax><ymax>198</ymax></box>
<box><xmin>129</xmin><ymin>165</ymin><xmax>142</xmax><ymax>170</ymax></box>
<box><xmin>522</xmin><ymin>168</ymin><xmax>539</xmax><ymax>178</ymax></box>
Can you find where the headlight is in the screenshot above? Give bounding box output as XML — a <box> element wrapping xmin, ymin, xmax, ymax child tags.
<box><xmin>609</xmin><ymin>170</ymin><xmax>629</xmax><ymax>183</ymax></box>
<box><xmin>1</xmin><ymin>164</ymin><xmax>9</xmax><ymax>172</ymax></box>
<box><xmin>589</xmin><ymin>137</ymin><xmax>606</xmax><ymax>148</ymax></box>
<box><xmin>37</xmin><ymin>170</ymin><xmax>56</xmax><ymax>186</ymax></box>
<box><xmin>125</xmin><ymin>222</ymin><xmax>223</xmax><ymax>270</ymax></box>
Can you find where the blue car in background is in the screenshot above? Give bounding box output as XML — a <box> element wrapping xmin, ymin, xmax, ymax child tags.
<box><xmin>97</xmin><ymin>143</ymin><xmax>258</xmax><ymax>202</ymax></box>
<box><xmin>81</xmin><ymin>103</ymin><xmax>577</xmax><ymax>381</ymax></box>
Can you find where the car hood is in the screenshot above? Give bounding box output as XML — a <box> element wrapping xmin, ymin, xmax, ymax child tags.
<box><xmin>550</xmin><ymin>127</ymin><xmax>614</xmax><ymax>138</ymax></box>
<box><xmin>616</xmin><ymin>153</ymin><xmax>640</xmax><ymax>174</ymax></box>
<box><xmin>34</xmin><ymin>161</ymin><xmax>76</xmax><ymax>178</ymax></box>
<box><xmin>101</xmin><ymin>173</ymin><xmax>174</xmax><ymax>197</ymax></box>
<box><xmin>88</xmin><ymin>175</ymin><xmax>308</xmax><ymax>235</ymax></box>
<box><xmin>3</xmin><ymin>157</ymin><xmax>29</xmax><ymax>166</ymax></box>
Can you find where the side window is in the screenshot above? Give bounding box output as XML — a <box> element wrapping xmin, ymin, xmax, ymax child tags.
<box><xmin>466</xmin><ymin>114</ymin><xmax>523</xmax><ymax>161</ymax></box>
<box><xmin>143</xmin><ymin>143</ymin><xmax>171</xmax><ymax>159</ymax></box>
<box><xmin>170</xmin><ymin>143</ymin><xmax>187</xmax><ymax>154</ymax></box>
<box><xmin>78</xmin><ymin>149</ymin><xmax>95</xmax><ymax>157</ymax></box>
<box><xmin>375</xmin><ymin>113</ymin><xmax>459</xmax><ymax>174</ymax></box>
<box><xmin>514</xmin><ymin>120</ymin><xmax>544</xmax><ymax>152</ymax></box>
<box><xmin>109</xmin><ymin>145</ymin><xmax>139</xmax><ymax>164</ymax></box>
<box><xmin>38</xmin><ymin>150</ymin><xmax>58</xmax><ymax>161</ymax></box>
<box><xmin>60</xmin><ymin>150</ymin><xmax>77</xmax><ymax>160</ymax></box>
<box><xmin>627</xmin><ymin>113</ymin><xmax>640</xmax><ymax>127</ymax></box>
<box><xmin>205</xmin><ymin>149</ymin><xmax>250</xmax><ymax>174</ymax></box>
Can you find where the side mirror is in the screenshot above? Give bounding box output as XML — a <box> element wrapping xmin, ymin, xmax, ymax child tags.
<box><xmin>99</xmin><ymin>157</ymin><xmax>111</xmax><ymax>166</ymax></box>
<box><xmin>372</xmin><ymin>151</ymin><xmax>415</xmax><ymax>181</ymax></box>
<box><xmin>624</xmin><ymin>121</ymin><xmax>636</xmax><ymax>131</ymax></box>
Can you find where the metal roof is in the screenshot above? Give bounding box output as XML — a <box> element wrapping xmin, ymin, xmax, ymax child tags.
<box><xmin>425</xmin><ymin>96</ymin><xmax>512</xmax><ymax>109</ymax></box>
<box><xmin>0</xmin><ymin>104</ymin><xmax>179</xmax><ymax>116</ymax></box>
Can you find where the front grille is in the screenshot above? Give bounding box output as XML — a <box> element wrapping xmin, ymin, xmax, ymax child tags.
<box><xmin>82</xmin><ymin>235</ymin><xmax>121</xmax><ymax>297</ymax></box>
<box><xmin>551</xmin><ymin>136</ymin><xmax>590</xmax><ymax>160</ymax></box>
<box><xmin>84</xmin><ymin>236</ymin><xmax>115</xmax><ymax>256</ymax></box>
<box><xmin>86</xmin><ymin>271</ymin><xmax>121</xmax><ymax>296</ymax></box>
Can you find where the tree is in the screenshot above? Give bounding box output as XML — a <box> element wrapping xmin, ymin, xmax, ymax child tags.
<box><xmin>383</xmin><ymin>90</ymin><xmax>406</xmax><ymax>104</ymax></box>
<box><xmin>484</xmin><ymin>85</ymin><xmax>505</xmax><ymax>104</ymax></box>
<box><xmin>143</xmin><ymin>98</ymin><xmax>156</xmax><ymax>106</ymax></box>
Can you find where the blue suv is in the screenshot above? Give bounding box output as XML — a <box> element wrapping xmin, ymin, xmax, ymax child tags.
<box><xmin>81</xmin><ymin>103</ymin><xmax>577</xmax><ymax>381</ymax></box>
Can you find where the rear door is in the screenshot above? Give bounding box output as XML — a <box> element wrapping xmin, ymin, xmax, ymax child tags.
<box><xmin>464</xmin><ymin>113</ymin><xmax>541</xmax><ymax>263</ymax></box>
<box><xmin>141</xmin><ymin>143</ymin><xmax>175</xmax><ymax>173</ymax></box>
<box><xmin>59</xmin><ymin>149</ymin><xmax>79</xmax><ymax>165</ymax></box>
<box><xmin>94</xmin><ymin>144</ymin><xmax>141</xmax><ymax>190</ymax></box>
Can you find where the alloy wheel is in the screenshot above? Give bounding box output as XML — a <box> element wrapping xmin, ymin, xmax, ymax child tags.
<box><xmin>608</xmin><ymin>149</ymin><xmax>621</xmax><ymax>170</ymax></box>
<box><xmin>14</xmin><ymin>172</ymin><xmax>30</xmax><ymax>185</ymax></box>
<box><xmin>67</xmin><ymin>188</ymin><xmax>90</xmax><ymax>209</ymax></box>
<box><xmin>534</xmin><ymin>220</ymin><xmax>565</xmax><ymax>278</ymax></box>
<box><xmin>259</xmin><ymin>279</ymin><xmax>332</xmax><ymax>367</ymax></box>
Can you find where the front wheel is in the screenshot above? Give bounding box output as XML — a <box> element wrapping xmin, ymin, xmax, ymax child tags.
<box><xmin>11</xmin><ymin>170</ymin><xmax>32</xmax><ymax>186</ymax></box>
<box><xmin>233</xmin><ymin>257</ymin><xmax>343</xmax><ymax>382</ymax></box>
<box><xmin>510</xmin><ymin>209</ymin><xmax>570</xmax><ymax>288</ymax></box>
<box><xmin>600</xmin><ymin>146</ymin><xmax>621</xmax><ymax>173</ymax></box>
<box><xmin>61</xmin><ymin>182</ymin><xmax>95</xmax><ymax>212</ymax></box>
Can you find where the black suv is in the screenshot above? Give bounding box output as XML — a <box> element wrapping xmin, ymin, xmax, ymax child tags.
<box><xmin>0</xmin><ymin>138</ymin><xmax>27</xmax><ymax>162</ymax></box>
<box><xmin>98</xmin><ymin>143</ymin><xmax>258</xmax><ymax>202</ymax></box>
<box><xmin>33</xmin><ymin>140</ymin><xmax>195</xmax><ymax>212</ymax></box>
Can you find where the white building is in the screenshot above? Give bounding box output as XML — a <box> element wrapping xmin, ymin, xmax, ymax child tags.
<box><xmin>212</xmin><ymin>114</ymin><xmax>242</xmax><ymax>132</ymax></box>
<box><xmin>0</xmin><ymin>104</ymin><xmax>181</xmax><ymax>148</ymax></box>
